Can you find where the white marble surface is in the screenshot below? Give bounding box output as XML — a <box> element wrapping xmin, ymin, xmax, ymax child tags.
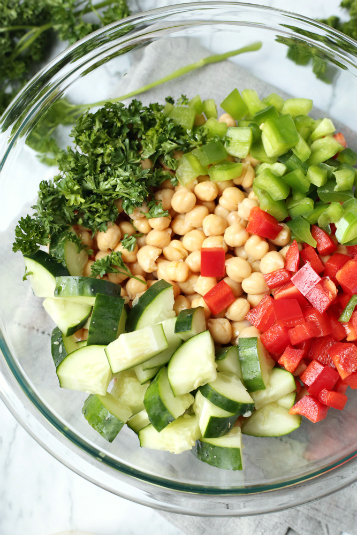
<box><xmin>0</xmin><ymin>0</ymin><xmax>351</xmax><ymax>534</ymax></box>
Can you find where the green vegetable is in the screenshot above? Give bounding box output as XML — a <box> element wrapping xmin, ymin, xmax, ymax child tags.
<box><xmin>254</xmin><ymin>169</ymin><xmax>290</xmax><ymax>201</ymax></box>
<box><xmin>220</xmin><ymin>88</ymin><xmax>248</xmax><ymax>120</ymax></box>
<box><xmin>282</xmin><ymin>169</ymin><xmax>310</xmax><ymax>193</ymax></box>
<box><xmin>287</xmin><ymin>196</ymin><xmax>314</xmax><ymax>218</ymax></box>
<box><xmin>261</xmin><ymin>114</ymin><xmax>299</xmax><ymax>158</ymax></box>
<box><xmin>287</xmin><ymin>216</ymin><xmax>317</xmax><ymax>247</ymax></box>
<box><xmin>281</xmin><ymin>98</ymin><xmax>313</xmax><ymax>117</ymax></box>
<box><xmin>339</xmin><ymin>295</ymin><xmax>357</xmax><ymax>323</ymax></box>
<box><xmin>208</xmin><ymin>161</ymin><xmax>243</xmax><ymax>182</ymax></box>
<box><xmin>317</xmin><ymin>202</ymin><xmax>344</xmax><ymax>227</ymax></box>
<box><xmin>253</xmin><ymin>186</ymin><xmax>288</xmax><ymax>221</ymax></box>
<box><xmin>263</xmin><ymin>93</ymin><xmax>285</xmax><ymax>112</ymax></box>
<box><xmin>335</xmin><ymin>211</ymin><xmax>357</xmax><ymax>244</ymax></box>
<box><xmin>90</xmin><ymin>251</ymin><xmax>138</xmax><ymax>280</ymax></box>
<box><xmin>121</xmin><ymin>233</ymin><xmax>142</xmax><ymax>252</ymax></box>
<box><xmin>307</xmin><ymin>165</ymin><xmax>328</xmax><ymax>187</ymax></box>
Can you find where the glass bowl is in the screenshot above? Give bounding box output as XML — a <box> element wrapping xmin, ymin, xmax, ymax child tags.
<box><xmin>1</xmin><ymin>2</ymin><xmax>357</xmax><ymax>516</ymax></box>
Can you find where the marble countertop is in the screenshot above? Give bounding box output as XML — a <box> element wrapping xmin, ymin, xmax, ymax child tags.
<box><xmin>0</xmin><ymin>0</ymin><xmax>349</xmax><ymax>534</ymax></box>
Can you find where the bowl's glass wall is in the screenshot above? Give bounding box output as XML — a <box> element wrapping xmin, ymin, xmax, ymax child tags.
<box><xmin>1</xmin><ymin>2</ymin><xmax>357</xmax><ymax>515</ymax></box>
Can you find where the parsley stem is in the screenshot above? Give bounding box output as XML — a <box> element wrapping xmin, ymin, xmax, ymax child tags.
<box><xmin>90</xmin><ymin>41</ymin><xmax>262</xmax><ymax>108</ymax></box>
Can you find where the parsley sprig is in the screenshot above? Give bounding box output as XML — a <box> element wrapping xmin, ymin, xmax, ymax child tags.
<box><xmin>90</xmin><ymin>250</ymin><xmax>144</xmax><ymax>284</ymax></box>
<box><xmin>121</xmin><ymin>233</ymin><xmax>143</xmax><ymax>252</ymax></box>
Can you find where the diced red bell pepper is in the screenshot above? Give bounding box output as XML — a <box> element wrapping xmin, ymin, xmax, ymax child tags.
<box><xmin>300</xmin><ymin>245</ymin><xmax>325</xmax><ymax>274</ymax></box>
<box><xmin>308</xmin><ymin>336</ymin><xmax>336</xmax><ymax>368</ymax></box>
<box><xmin>203</xmin><ymin>280</ymin><xmax>235</xmax><ymax>315</ymax></box>
<box><xmin>305</xmin><ymin>363</ymin><xmax>339</xmax><ymax>397</ymax></box>
<box><xmin>291</xmin><ymin>262</ymin><xmax>321</xmax><ymax>296</ymax></box>
<box><xmin>272</xmin><ymin>298</ymin><xmax>304</xmax><ymax>328</ymax></box>
<box><xmin>274</xmin><ymin>281</ymin><xmax>310</xmax><ymax>307</ymax></box>
<box><xmin>336</xmin><ymin>259</ymin><xmax>357</xmax><ymax>294</ymax></box>
<box><xmin>338</xmin><ymin>292</ymin><xmax>351</xmax><ymax>310</ymax></box>
<box><xmin>296</xmin><ymin>339</ymin><xmax>313</xmax><ymax>358</ymax></box>
<box><xmin>311</xmin><ymin>225</ymin><xmax>337</xmax><ymax>256</ymax></box>
<box><xmin>333</xmin><ymin>132</ymin><xmax>347</xmax><ymax>149</ymax></box>
<box><xmin>303</xmin><ymin>307</ymin><xmax>331</xmax><ymax>337</ymax></box>
<box><xmin>200</xmin><ymin>248</ymin><xmax>225</xmax><ymax>277</ymax></box>
<box><xmin>329</xmin><ymin>342</ymin><xmax>357</xmax><ymax>379</ymax></box>
<box><xmin>346</xmin><ymin>245</ymin><xmax>357</xmax><ymax>257</ymax></box>
<box><xmin>324</xmin><ymin>253</ymin><xmax>350</xmax><ymax>285</ymax></box>
<box><xmin>352</xmin><ymin>310</ymin><xmax>357</xmax><ymax>334</ymax></box>
<box><xmin>334</xmin><ymin>378</ymin><xmax>348</xmax><ymax>394</ymax></box>
<box><xmin>318</xmin><ymin>388</ymin><xmax>347</xmax><ymax>410</ymax></box>
<box><xmin>289</xmin><ymin>395</ymin><xmax>329</xmax><ymax>423</ymax></box>
<box><xmin>263</xmin><ymin>269</ymin><xmax>291</xmax><ymax>289</ymax></box>
<box><xmin>343</xmin><ymin>318</ymin><xmax>357</xmax><ymax>342</ymax></box>
<box><xmin>245</xmin><ymin>295</ymin><xmax>275</xmax><ymax>333</ymax></box>
<box><xmin>288</xmin><ymin>320</ymin><xmax>320</xmax><ymax>345</ymax></box>
<box><xmin>328</xmin><ymin>310</ymin><xmax>347</xmax><ymax>341</ymax></box>
<box><xmin>260</xmin><ymin>322</ymin><xmax>290</xmax><ymax>360</ymax></box>
<box><xmin>246</xmin><ymin>207</ymin><xmax>282</xmax><ymax>240</ymax></box>
<box><xmin>278</xmin><ymin>346</ymin><xmax>304</xmax><ymax>373</ymax></box>
<box><xmin>305</xmin><ymin>277</ymin><xmax>337</xmax><ymax>314</ymax></box>
<box><xmin>342</xmin><ymin>371</ymin><xmax>357</xmax><ymax>389</ymax></box>
<box><xmin>300</xmin><ymin>360</ymin><xmax>324</xmax><ymax>386</ymax></box>
<box><xmin>294</xmin><ymin>359</ymin><xmax>308</xmax><ymax>376</ymax></box>
<box><xmin>285</xmin><ymin>240</ymin><xmax>300</xmax><ymax>272</ymax></box>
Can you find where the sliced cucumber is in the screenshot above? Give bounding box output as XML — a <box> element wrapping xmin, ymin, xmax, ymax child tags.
<box><xmin>54</xmin><ymin>276</ymin><xmax>121</xmax><ymax>306</ymax></box>
<box><xmin>77</xmin><ymin>340</ymin><xmax>87</xmax><ymax>348</ymax></box>
<box><xmin>56</xmin><ymin>345</ymin><xmax>111</xmax><ymax>396</ymax></box>
<box><xmin>216</xmin><ymin>346</ymin><xmax>242</xmax><ymax>378</ymax></box>
<box><xmin>111</xmin><ymin>369</ymin><xmax>149</xmax><ymax>414</ymax></box>
<box><xmin>23</xmin><ymin>250</ymin><xmax>68</xmax><ymax>297</ymax></box>
<box><xmin>174</xmin><ymin>307</ymin><xmax>206</xmax><ymax>341</ymax></box>
<box><xmin>200</xmin><ymin>372</ymin><xmax>254</xmax><ymax>415</ymax></box>
<box><xmin>168</xmin><ymin>330</ymin><xmax>217</xmax><ymax>396</ymax></box>
<box><xmin>194</xmin><ymin>426</ymin><xmax>243</xmax><ymax>470</ymax></box>
<box><xmin>127</xmin><ymin>409</ymin><xmax>150</xmax><ymax>434</ymax></box>
<box><xmin>238</xmin><ymin>337</ymin><xmax>274</xmax><ymax>392</ymax></box>
<box><xmin>194</xmin><ymin>391</ymin><xmax>238</xmax><ymax>439</ymax></box>
<box><xmin>277</xmin><ymin>391</ymin><xmax>297</xmax><ymax>410</ymax></box>
<box><xmin>82</xmin><ymin>392</ymin><xmax>132</xmax><ymax>442</ymax></box>
<box><xmin>51</xmin><ymin>326</ymin><xmax>78</xmax><ymax>369</ymax></box>
<box><xmin>50</xmin><ymin>231</ymin><xmax>88</xmax><ymax>276</ymax></box>
<box><xmin>87</xmin><ymin>294</ymin><xmax>126</xmax><ymax>346</ymax></box>
<box><xmin>126</xmin><ymin>280</ymin><xmax>175</xmax><ymax>332</ymax></box>
<box><xmin>242</xmin><ymin>402</ymin><xmax>302</xmax><ymax>437</ymax></box>
<box><xmin>43</xmin><ymin>297</ymin><xmax>91</xmax><ymax>337</ymax></box>
<box><xmin>142</xmin><ymin>317</ymin><xmax>182</xmax><ymax>370</ymax></box>
<box><xmin>251</xmin><ymin>368</ymin><xmax>296</xmax><ymax>410</ymax></box>
<box><xmin>133</xmin><ymin>364</ymin><xmax>160</xmax><ymax>385</ymax></box>
<box><xmin>138</xmin><ymin>414</ymin><xmax>201</xmax><ymax>454</ymax></box>
<box><xmin>144</xmin><ymin>367</ymin><xmax>194</xmax><ymax>432</ymax></box>
<box><xmin>105</xmin><ymin>324</ymin><xmax>168</xmax><ymax>374</ymax></box>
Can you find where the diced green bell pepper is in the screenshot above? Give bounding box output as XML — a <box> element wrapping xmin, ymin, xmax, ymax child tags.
<box><xmin>176</xmin><ymin>153</ymin><xmax>208</xmax><ymax>185</ymax></box>
<box><xmin>292</xmin><ymin>133</ymin><xmax>311</xmax><ymax>162</ymax></box>
<box><xmin>255</xmin><ymin>162</ymin><xmax>287</xmax><ymax>177</ymax></box>
<box><xmin>248</xmin><ymin>122</ymin><xmax>262</xmax><ymax>143</ymax></box>
<box><xmin>342</xmin><ymin>198</ymin><xmax>357</xmax><ymax>215</ymax></box>
<box><xmin>202</xmin><ymin>99</ymin><xmax>217</xmax><ymax>119</ymax></box>
<box><xmin>317</xmin><ymin>180</ymin><xmax>354</xmax><ymax>203</ymax></box>
<box><xmin>261</xmin><ymin>114</ymin><xmax>299</xmax><ymax>158</ymax></box>
<box><xmin>317</xmin><ymin>202</ymin><xmax>344</xmax><ymax>228</ymax></box>
<box><xmin>253</xmin><ymin>169</ymin><xmax>290</xmax><ymax>201</ymax></box>
<box><xmin>281</xmin><ymin>98</ymin><xmax>313</xmax><ymax>117</ymax></box>
<box><xmin>252</xmin><ymin>185</ymin><xmax>288</xmax><ymax>221</ymax></box>
<box><xmin>337</xmin><ymin>148</ymin><xmax>357</xmax><ymax>166</ymax></box>
<box><xmin>278</xmin><ymin>150</ymin><xmax>309</xmax><ymax>173</ymax></box>
<box><xmin>250</xmin><ymin>139</ymin><xmax>277</xmax><ymax>164</ymax></box>
<box><xmin>286</xmin><ymin>217</ymin><xmax>317</xmax><ymax>247</ymax></box>
<box><xmin>205</xmin><ymin>118</ymin><xmax>227</xmax><ymax>139</ymax></box>
<box><xmin>307</xmin><ymin>165</ymin><xmax>328</xmax><ymax>187</ymax></box>
<box><xmin>241</xmin><ymin>89</ymin><xmax>266</xmax><ymax>115</ymax></box>
<box><xmin>220</xmin><ymin>89</ymin><xmax>248</xmax><ymax>120</ymax></box>
<box><xmin>282</xmin><ymin>169</ymin><xmax>310</xmax><ymax>193</ymax></box>
<box><xmin>169</xmin><ymin>106</ymin><xmax>196</xmax><ymax>130</ymax></box>
<box><xmin>253</xmin><ymin>105</ymin><xmax>279</xmax><ymax>126</ymax></box>
<box><xmin>339</xmin><ymin>295</ymin><xmax>357</xmax><ymax>323</ymax></box>
<box><xmin>208</xmin><ymin>161</ymin><xmax>243</xmax><ymax>182</ymax></box>
<box><xmin>192</xmin><ymin>142</ymin><xmax>228</xmax><ymax>166</ymax></box>
<box><xmin>335</xmin><ymin>211</ymin><xmax>357</xmax><ymax>244</ymax></box>
<box><xmin>310</xmin><ymin>118</ymin><xmax>335</xmax><ymax>142</ymax></box>
<box><xmin>319</xmin><ymin>162</ymin><xmax>336</xmax><ymax>179</ymax></box>
<box><xmin>225</xmin><ymin>127</ymin><xmax>253</xmax><ymax>158</ymax></box>
<box><xmin>163</xmin><ymin>102</ymin><xmax>174</xmax><ymax>115</ymax></box>
<box><xmin>189</xmin><ymin>95</ymin><xmax>204</xmax><ymax>115</ymax></box>
<box><xmin>294</xmin><ymin>115</ymin><xmax>315</xmax><ymax>141</ymax></box>
<box><xmin>333</xmin><ymin>164</ymin><xmax>356</xmax><ymax>191</ymax></box>
<box><xmin>307</xmin><ymin>136</ymin><xmax>344</xmax><ymax>166</ymax></box>
<box><xmin>263</xmin><ymin>93</ymin><xmax>285</xmax><ymax>112</ymax></box>
<box><xmin>287</xmin><ymin>196</ymin><xmax>314</xmax><ymax>218</ymax></box>
<box><xmin>303</xmin><ymin>202</ymin><xmax>328</xmax><ymax>224</ymax></box>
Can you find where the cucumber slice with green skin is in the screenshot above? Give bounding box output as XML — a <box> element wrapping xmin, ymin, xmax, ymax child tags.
<box><xmin>51</xmin><ymin>327</ymin><xmax>78</xmax><ymax>368</ymax></box>
<box><xmin>43</xmin><ymin>297</ymin><xmax>91</xmax><ymax>337</ymax></box>
<box><xmin>168</xmin><ymin>330</ymin><xmax>217</xmax><ymax>396</ymax></box>
<box><xmin>242</xmin><ymin>402</ymin><xmax>302</xmax><ymax>437</ymax></box>
<box><xmin>194</xmin><ymin>391</ymin><xmax>238</xmax><ymax>439</ymax></box>
<box><xmin>251</xmin><ymin>368</ymin><xmax>296</xmax><ymax>410</ymax></box>
<box><xmin>142</xmin><ymin>317</ymin><xmax>182</xmax><ymax>370</ymax></box>
<box><xmin>216</xmin><ymin>346</ymin><xmax>242</xmax><ymax>378</ymax></box>
<box><xmin>194</xmin><ymin>426</ymin><xmax>243</xmax><ymax>470</ymax></box>
<box><xmin>138</xmin><ymin>414</ymin><xmax>201</xmax><ymax>454</ymax></box>
<box><xmin>87</xmin><ymin>294</ymin><xmax>126</xmax><ymax>346</ymax></box>
<box><xmin>238</xmin><ymin>337</ymin><xmax>274</xmax><ymax>392</ymax></box>
<box><xmin>54</xmin><ymin>276</ymin><xmax>121</xmax><ymax>306</ymax></box>
<box><xmin>199</xmin><ymin>372</ymin><xmax>254</xmax><ymax>415</ymax></box>
<box><xmin>56</xmin><ymin>345</ymin><xmax>111</xmax><ymax>396</ymax></box>
<box><xmin>50</xmin><ymin>231</ymin><xmax>88</xmax><ymax>276</ymax></box>
<box><xmin>277</xmin><ymin>391</ymin><xmax>297</xmax><ymax>410</ymax></box>
<box><xmin>126</xmin><ymin>280</ymin><xmax>175</xmax><ymax>332</ymax></box>
<box><xmin>82</xmin><ymin>392</ymin><xmax>132</xmax><ymax>442</ymax></box>
<box><xmin>23</xmin><ymin>250</ymin><xmax>69</xmax><ymax>298</ymax></box>
<box><xmin>105</xmin><ymin>324</ymin><xmax>168</xmax><ymax>374</ymax></box>
<box><xmin>111</xmin><ymin>369</ymin><xmax>149</xmax><ymax>415</ymax></box>
<box><xmin>144</xmin><ymin>367</ymin><xmax>194</xmax><ymax>432</ymax></box>
<box><xmin>133</xmin><ymin>364</ymin><xmax>160</xmax><ymax>385</ymax></box>
<box><xmin>77</xmin><ymin>340</ymin><xmax>87</xmax><ymax>348</ymax></box>
<box><xmin>174</xmin><ymin>307</ymin><xmax>206</xmax><ymax>341</ymax></box>
<box><xmin>127</xmin><ymin>409</ymin><xmax>150</xmax><ymax>434</ymax></box>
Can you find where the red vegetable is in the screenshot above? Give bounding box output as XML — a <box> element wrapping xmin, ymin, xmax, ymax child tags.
<box><xmin>308</xmin><ymin>336</ymin><xmax>336</xmax><ymax>368</ymax></box>
<box><xmin>288</xmin><ymin>320</ymin><xmax>320</xmax><ymax>345</ymax></box>
<box><xmin>346</xmin><ymin>245</ymin><xmax>357</xmax><ymax>257</ymax></box>
<box><xmin>318</xmin><ymin>389</ymin><xmax>347</xmax><ymax>410</ymax></box>
<box><xmin>306</xmin><ymin>365</ymin><xmax>339</xmax><ymax>397</ymax></box>
<box><xmin>296</xmin><ymin>339</ymin><xmax>313</xmax><ymax>358</ymax></box>
<box><xmin>272</xmin><ymin>298</ymin><xmax>304</xmax><ymax>328</ymax></box>
<box><xmin>334</xmin><ymin>378</ymin><xmax>348</xmax><ymax>395</ymax></box>
<box><xmin>293</xmin><ymin>359</ymin><xmax>308</xmax><ymax>377</ymax></box>
<box><xmin>336</xmin><ymin>259</ymin><xmax>357</xmax><ymax>294</ymax></box>
<box><xmin>203</xmin><ymin>280</ymin><xmax>235</xmax><ymax>315</ymax></box>
<box><xmin>285</xmin><ymin>240</ymin><xmax>300</xmax><ymax>272</ymax></box>
<box><xmin>274</xmin><ymin>281</ymin><xmax>310</xmax><ymax>307</ymax></box>
<box><xmin>328</xmin><ymin>310</ymin><xmax>347</xmax><ymax>341</ymax></box>
<box><xmin>343</xmin><ymin>318</ymin><xmax>357</xmax><ymax>342</ymax></box>
<box><xmin>311</xmin><ymin>225</ymin><xmax>337</xmax><ymax>256</ymax></box>
<box><xmin>200</xmin><ymin>248</ymin><xmax>225</xmax><ymax>277</ymax></box>
<box><xmin>278</xmin><ymin>346</ymin><xmax>304</xmax><ymax>373</ymax></box>
<box><xmin>246</xmin><ymin>207</ymin><xmax>282</xmax><ymax>240</ymax></box>
<box><xmin>291</xmin><ymin>262</ymin><xmax>321</xmax><ymax>296</ymax></box>
<box><xmin>289</xmin><ymin>395</ymin><xmax>329</xmax><ymax>423</ymax></box>
<box><xmin>245</xmin><ymin>295</ymin><xmax>275</xmax><ymax>332</ymax></box>
<box><xmin>300</xmin><ymin>245</ymin><xmax>325</xmax><ymax>274</ymax></box>
<box><xmin>305</xmin><ymin>278</ymin><xmax>337</xmax><ymax>314</ymax></box>
<box><xmin>260</xmin><ymin>322</ymin><xmax>290</xmax><ymax>359</ymax></box>
<box><xmin>333</xmin><ymin>132</ymin><xmax>347</xmax><ymax>149</ymax></box>
<box><xmin>263</xmin><ymin>268</ymin><xmax>291</xmax><ymax>289</ymax></box>
<box><xmin>329</xmin><ymin>342</ymin><xmax>357</xmax><ymax>379</ymax></box>
<box><xmin>324</xmin><ymin>253</ymin><xmax>350</xmax><ymax>285</ymax></box>
<box><xmin>342</xmin><ymin>371</ymin><xmax>357</xmax><ymax>389</ymax></box>
<box><xmin>303</xmin><ymin>307</ymin><xmax>331</xmax><ymax>337</ymax></box>
<box><xmin>300</xmin><ymin>360</ymin><xmax>324</xmax><ymax>386</ymax></box>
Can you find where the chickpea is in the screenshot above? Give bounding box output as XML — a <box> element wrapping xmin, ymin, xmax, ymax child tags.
<box><xmin>185</xmin><ymin>205</ymin><xmax>209</xmax><ymax>228</ymax></box>
<box><xmin>218</xmin><ymin>113</ymin><xmax>236</xmax><ymax>127</ymax></box>
<box><xmin>171</xmin><ymin>188</ymin><xmax>196</xmax><ymax>214</ymax></box>
<box><xmin>136</xmin><ymin>236</ymin><xmax>147</xmax><ymax>248</ymax></box>
<box><xmin>169</xmin><ymin>280</ymin><xmax>181</xmax><ymax>299</ymax></box>
<box><xmin>239</xmin><ymin>326</ymin><xmax>261</xmax><ymax>338</ymax></box>
<box><xmin>247</xmin><ymin>292</ymin><xmax>269</xmax><ymax>307</ymax></box>
<box><xmin>83</xmin><ymin>260</ymin><xmax>94</xmax><ymax>277</ymax></box>
<box><xmin>197</xmin><ymin>174</ymin><xmax>211</xmax><ymax>183</ymax></box>
<box><xmin>154</xmin><ymin>189</ymin><xmax>174</xmax><ymax>210</ymax></box>
<box><xmin>118</xmin><ymin>221</ymin><xmax>136</xmax><ymax>237</ymax></box>
<box><xmin>270</xmin><ymin>224</ymin><xmax>291</xmax><ymax>247</ymax></box>
<box><xmin>120</xmin><ymin>287</ymin><xmax>128</xmax><ymax>297</ymax></box>
<box><xmin>74</xmin><ymin>328</ymin><xmax>88</xmax><ymax>342</ymax></box>
<box><xmin>128</xmin><ymin>261</ymin><xmax>146</xmax><ymax>277</ymax></box>
<box><xmin>160</xmin><ymin>179</ymin><xmax>175</xmax><ymax>190</ymax></box>
<box><xmin>173</xmin><ymin>295</ymin><xmax>191</xmax><ymax>315</ymax></box>
<box><xmin>260</xmin><ymin>251</ymin><xmax>285</xmax><ymax>274</ymax></box>
<box><xmin>234</xmin><ymin>246</ymin><xmax>249</xmax><ymax>260</ymax></box>
<box><xmin>244</xmin><ymin>235</ymin><xmax>269</xmax><ymax>261</ymax></box>
<box><xmin>237</xmin><ymin>198</ymin><xmax>259</xmax><ymax>221</ymax></box>
<box><xmin>133</xmin><ymin>218</ymin><xmax>151</xmax><ymax>234</ymax></box>
<box><xmin>95</xmin><ymin>250</ymin><xmax>111</xmax><ymax>261</ymax></box>
<box><xmin>191</xmin><ymin>297</ymin><xmax>211</xmax><ymax>319</ymax></box>
<box><xmin>146</xmin><ymin>228</ymin><xmax>172</xmax><ymax>249</ymax></box>
<box><xmin>223</xmin><ymin>277</ymin><xmax>243</xmax><ymax>298</ymax></box>
<box><xmin>225</xmin><ymin>257</ymin><xmax>251</xmax><ymax>283</ymax></box>
<box><xmin>114</xmin><ymin>198</ymin><xmax>123</xmax><ymax>213</ymax></box>
<box><xmin>219</xmin><ymin>187</ymin><xmax>245</xmax><ymax>211</ymax></box>
<box><xmin>225</xmin><ymin>298</ymin><xmax>250</xmax><ymax>322</ymax></box>
<box><xmin>215</xmin><ymin>180</ymin><xmax>235</xmax><ymax>196</ymax></box>
<box><xmin>194</xmin><ymin>181</ymin><xmax>218</xmax><ymax>202</ymax></box>
<box><xmin>251</xmin><ymin>260</ymin><xmax>261</xmax><ymax>273</ymax></box>
<box><xmin>320</xmin><ymin>255</ymin><xmax>331</xmax><ymax>264</ymax></box>
<box><xmin>269</xmin><ymin>242</ymin><xmax>278</xmax><ymax>252</ymax></box>
<box><xmin>147</xmin><ymin>279</ymin><xmax>159</xmax><ymax>288</ymax></box>
<box><xmin>225</xmin><ymin>253</ymin><xmax>234</xmax><ymax>262</ymax></box>
<box><xmin>163</xmin><ymin>240</ymin><xmax>188</xmax><ymax>262</ymax></box>
<box><xmin>166</xmin><ymin>261</ymin><xmax>189</xmax><ymax>282</ymax></box>
<box><xmin>248</xmin><ymin>190</ymin><xmax>259</xmax><ymax>202</ymax></box>
<box><xmin>149</xmin><ymin>216</ymin><xmax>171</xmax><ymax>231</ymax></box>
<box><xmin>196</xmin><ymin>199</ymin><xmax>216</xmax><ymax>213</ymax></box>
<box><xmin>224</xmin><ymin>222</ymin><xmax>249</xmax><ymax>248</ymax></box>
<box><xmin>175</xmin><ymin>180</ymin><xmax>198</xmax><ymax>193</ymax></box>
<box><xmin>96</xmin><ymin>222</ymin><xmax>121</xmax><ymax>251</ymax></box>
<box><xmin>141</xmin><ymin>158</ymin><xmax>153</xmax><ymax>170</ymax></box>
<box><xmin>155</xmin><ymin>257</ymin><xmax>170</xmax><ymax>280</ymax></box>
<box><xmin>137</xmin><ymin>245</ymin><xmax>162</xmax><ymax>273</ymax></box>
<box><xmin>279</xmin><ymin>245</ymin><xmax>290</xmax><ymax>259</ymax></box>
<box><xmin>79</xmin><ymin>230</ymin><xmax>93</xmax><ymax>249</ymax></box>
<box><xmin>336</xmin><ymin>244</ymin><xmax>349</xmax><ymax>255</ymax></box>
<box><xmin>171</xmin><ymin>214</ymin><xmax>194</xmax><ymax>236</ymax></box>
<box><xmin>203</xmin><ymin>214</ymin><xmax>228</xmax><ymax>236</ymax></box>
<box><xmin>185</xmin><ymin>292</ymin><xmax>200</xmax><ymax>303</ymax></box>
<box><xmin>242</xmin><ymin>272</ymin><xmax>269</xmax><ymax>295</ymax></box>
<box><xmin>185</xmin><ymin>250</ymin><xmax>201</xmax><ymax>272</ymax></box>
<box><xmin>231</xmin><ymin>320</ymin><xmax>252</xmax><ymax>343</ymax></box>
<box><xmin>177</xmin><ymin>273</ymin><xmax>199</xmax><ymax>295</ymax></box>
<box><xmin>126</xmin><ymin>275</ymin><xmax>147</xmax><ymax>300</ymax></box>
<box><xmin>214</xmin><ymin>205</ymin><xmax>230</xmax><ymax>219</ymax></box>
<box><xmin>114</xmin><ymin>242</ymin><xmax>138</xmax><ymax>263</ymax></box>
<box><xmin>241</xmin><ymin>154</ymin><xmax>260</xmax><ymax>168</ymax></box>
<box><xmin>182</xmin><ymin>229</ymin><xmax>206</xmax><ymax>252</ymax></box>
<box><xmin>226</xmin><ymin>211</ymin><xmax>245</xmax><ymax>227</ymax></box>
<box><xmin>129</xmin><ymin>203</ymin><xmax>149</xmax><ymax>220</ymax></box>
<box><xmin>194</xmin><ymin>276</ymin><xmax>217</xmax><ymax>296</ymax></box>
<box><xmin>202</xmin><ymin>236</ymin><xmax>228</xmax><ymax>252</ymax></box>
<box><xmin>207</xmin><ymin>318</ymin><xmax>233</xmax><ymax>345</ymax></box>
<box><xmin>242</xmin><ymin>163</ymin><xmax>256</xmax><ymax>188</ymax></box>
<box><xmin>108</xmin><ymin>269</ymin><xmax>130</xmax><ymax>284</ymax></box>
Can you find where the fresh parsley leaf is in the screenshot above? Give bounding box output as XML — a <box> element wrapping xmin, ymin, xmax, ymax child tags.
<box><xmin>12</xmin><ymin>214</ymin><xmax>49</xmax><ymax>256</ymax></box>
<box><xmin>144</xmin><ymin>201</ymin><xmax>170</xmax><ymax>219</ymax></box>
<box><xmin>121</xmin><ymin>233</ymin><xmax>143</xmax><ymax>252</ymax></box>
<box><xmin>23</xmin><ymin>267</ymin><xmax>33</xmax><ymax>281</ymax></box>
<box><xmin>91</xmin><ymin>251</ymin><xmax>130</xmax><ymax>279</ymax></box>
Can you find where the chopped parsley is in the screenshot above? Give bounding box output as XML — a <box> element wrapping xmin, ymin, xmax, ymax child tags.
<box><xmin>121</xmin><ymin>233</ymin><xmax>143</xmax><ymax>252</ymax></box>
<box><xmin>90</xmin><ymin>250</ymin><xmax>143</xmax><ymax>283</ymax></box>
